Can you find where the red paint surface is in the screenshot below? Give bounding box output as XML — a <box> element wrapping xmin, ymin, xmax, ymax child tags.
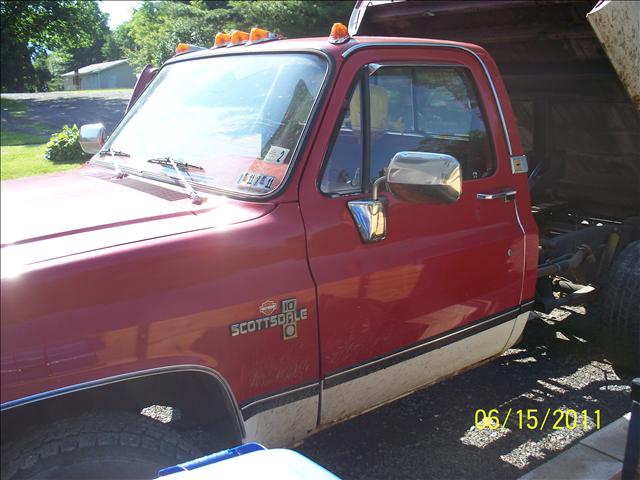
<box><xmin>299</xmin><ymin>45</ymin><xmax>535</xmax><ymax>375</ymax></box>
<box><xmin>1</xmin><ymin>37</ymin><xmax>538</xmax><ymax>410</ymax></box>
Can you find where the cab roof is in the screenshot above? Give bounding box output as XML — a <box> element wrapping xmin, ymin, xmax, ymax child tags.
<box><xmin>163</xmin><ymin>35</ymin><xmax>489</xmax><ymax>67</ymax></box>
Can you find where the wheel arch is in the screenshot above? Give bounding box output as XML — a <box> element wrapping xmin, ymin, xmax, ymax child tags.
<box><xmin>1</xmin><ymin>365</ymin><xmax>245</xmax><ymax>452</ymax></box>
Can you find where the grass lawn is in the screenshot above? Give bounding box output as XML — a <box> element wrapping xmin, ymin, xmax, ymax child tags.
<box><xmin>2</xmin><ymin>130</ymin><xmax>48</xmax><ymax>146</ymax></box>
<box><xmin>1</xmin><ymin>98</ymin><xmax>84</xmax><ymax>180</ymax></box>
<box><xmin>0</xmin><ymin>144</ymin><xmax>84</xmax><ymax>180</ymax></box>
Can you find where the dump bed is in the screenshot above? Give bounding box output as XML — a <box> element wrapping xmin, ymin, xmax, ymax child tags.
<box><xmin>587</xmin><ymin>0</ymin><xmax>640</xmax><ymax>110</ymax></box>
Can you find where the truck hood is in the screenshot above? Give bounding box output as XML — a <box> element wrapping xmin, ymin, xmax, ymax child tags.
<box><xmin>1</xmin><ymin>165</ymin><xmax>275</xmax><ymax>271</ymax></box>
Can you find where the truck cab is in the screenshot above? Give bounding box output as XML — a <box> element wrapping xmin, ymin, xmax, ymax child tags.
<box><xmin>1</xmin><ymin>8</ymin><xmax>637</xmax><ymax>478</ymax></box>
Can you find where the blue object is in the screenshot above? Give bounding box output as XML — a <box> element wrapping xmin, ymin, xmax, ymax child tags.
<box><xmin>157</xmin><ymin>443</ymin><xmax>341</xmax><ymax>479</ymax></box>
<box><xmin>158</xmin><ymin>443</ymin><xmax>266</xmax><ymax>476</ymax></box>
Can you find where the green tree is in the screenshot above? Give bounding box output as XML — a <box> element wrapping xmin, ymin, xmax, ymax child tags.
<box><xmin>0</xmin><ymin>0</ymin><xmax>107</xmax><ymax>92</ymax></box>
<box><xmin>101</xmin><ymin>31</ymin><xmax>124</xmax><ymax>61</ymax></box>
<box><xmin>44</xmin><ymin>51</ymin><xmax>72</xmax><ymax>90</ymax></box>
<box><xmin>47</xmin><ymin>3</ymin><xmax>113</xmax><ymax>86</ymax></box>
<box><xmin>227</xmin><ymin>1</ymin><xmax>353</xmax><ymax>38</ymax></box>
<box><xmin>47</xmin><ymin>51</ymin><xmax>74</xmax><ymax>77</ymax></box>
<box><xmin>111</xmin><ymin>0</ymin><xmax>353</xmax><ymax>73</ymax></box>
<box><xmin>32</xmin><ymin>52</ymin><xmax>51</xmax><ymax>92</ymax></box>
<box><xmin>116</xmin><ymin>1</ymin><xmax>228</xmax><ymax>71</ymax></box>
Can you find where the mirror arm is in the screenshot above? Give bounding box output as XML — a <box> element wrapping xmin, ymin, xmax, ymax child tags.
<box><xmin>371</xmin><ymin>175</ymin><xmax>387</xmax><ymax>201</ymax></box>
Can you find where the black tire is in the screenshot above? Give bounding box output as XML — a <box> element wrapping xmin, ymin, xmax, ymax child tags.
<box><xmin>600</xmin><ymin>240</ymin><xmax>640</xmax><ymax>372</ymax></box>
<box><xmin>1</xmin><ymin>411</ymin><xmax>201</xmax><ymax>480</ymax></box>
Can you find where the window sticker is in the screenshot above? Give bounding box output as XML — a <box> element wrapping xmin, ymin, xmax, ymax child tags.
<box><xmin>237</xmin><ymin>172</ymin><xmax>276</xmax><ymax>190</ymax></box>
<box><xmin>236</xmin><ymin>158</ymin><xmax>287</xmax><ymax>193</ymax></box>
<box><xmin>263</xmin><ymin>145</ymin><xmax>290</xmax><ymax>164</ymax></box>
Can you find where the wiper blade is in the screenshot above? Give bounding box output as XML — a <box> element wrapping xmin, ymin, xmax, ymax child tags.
<box><xmin>146</xmin><ymin>157</ymin><xmax>204</xmax><ymax>205</ymax></box>
<box><xmin>98</xmin><ymin>148</ymin><xmax>130</xmax><ymax>179</ymax></box>
<box><xmin>98</xmin><ymin>149</ymin><xmax>130</xmax><ymax>158</ymax></box>
<box><xmin>147</xmin><ymin>157</ymin><xmax>204</xmax><ymax>171</ymax></box>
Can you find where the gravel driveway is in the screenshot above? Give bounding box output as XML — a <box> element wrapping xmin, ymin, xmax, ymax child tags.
<box><xmin>1</xmin><ymin>90</ymin><xmax>131</xmax><ymax>136</ymax></box>
<box><xmin>296</xmin><ymin>307</ymin><xmax>633</xmax><ymax>479</ymax></box>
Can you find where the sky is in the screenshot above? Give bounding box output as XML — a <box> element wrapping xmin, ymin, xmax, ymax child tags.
<box><xmin>99</xmin><ymin>1</ymin><xmax>142</xmax><ymax>29</ymax></box>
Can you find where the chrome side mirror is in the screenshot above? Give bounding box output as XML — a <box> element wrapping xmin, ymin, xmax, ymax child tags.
<box><xmin>347</xmin><ymin>152</ymin><xmax>461</xmax><ymax>244</ymax></box>
<box><xmin>348</xmin><ymin>198</ymin><xmax>386</xmax><ymax>243</ymax></box>
<box><xmin>79</xmin><ymin>123</ymin><xmax>106</xmax><ymax>154</ymax></box>
<box><xmin>347</xmin><ymin>175</ymin><xmax>388</xmax><ymax>243</ymax></box>
<box><xmin>386</xmin><ymin>151</ymin><xmax>462</xmax><ymax>204</ymax></box>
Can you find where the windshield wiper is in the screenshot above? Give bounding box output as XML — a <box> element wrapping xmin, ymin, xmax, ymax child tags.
<box><xmin>147</xmin><ymin>158</ymin><xmax>204</xmax><ymax>172</ymax></box>
<box><xmin>147</xmin><ymin>157</ymin><xmax>204</xmax><ymax>205</ymax></box>
<box><xmin>99</xmin><ymin>148</ymin><xmax>130</xmax><ymax>179</ymax></box>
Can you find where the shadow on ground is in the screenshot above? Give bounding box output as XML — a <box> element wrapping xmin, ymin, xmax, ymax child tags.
<box><xmin>297</xmin><ymin>307</ymin><xmax>633</xmax><ymax>480</ymax></box>
<box><xmin>1</xmin><ymin>92</ymin><xmax>130</xmax><ymax>136</ymax></box>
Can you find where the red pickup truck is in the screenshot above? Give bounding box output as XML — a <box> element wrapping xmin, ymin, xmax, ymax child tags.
<box><xmin>2</xmin><ymin>2</ymin><xmax>638</xmax><ymax>478</ymax></box>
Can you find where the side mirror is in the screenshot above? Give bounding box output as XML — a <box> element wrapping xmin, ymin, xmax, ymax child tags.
<box><xmin>347</xmin><ymin>152</ymin><xmax>461</xmax><ymax>244</ymax></box>
<box><xmin>386</xmin><ymin>151</ymin><xmax>462</xmax><ymax>204</ymax></box>
<box><xmin>79</xmin><ymin>123</ymin><xmax>106</xmax><ymax>154</ymax></box>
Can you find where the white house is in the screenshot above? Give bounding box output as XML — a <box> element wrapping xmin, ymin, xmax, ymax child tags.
<box><xmin>61</xmin><ymin>59</ymin><xmax>136</xmax><ymax>91</ymax></box>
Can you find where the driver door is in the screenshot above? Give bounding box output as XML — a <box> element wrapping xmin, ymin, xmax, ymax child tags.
<box><xmin>299</xmin><ymin>49</ymin><xmax>527</xmax><ymax>425</ymax></box>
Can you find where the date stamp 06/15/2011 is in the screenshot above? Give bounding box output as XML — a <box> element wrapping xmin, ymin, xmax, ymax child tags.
<box><xmin>474</xmin><ymin>408</ymin><xmax>601</xmax><ymax>431</ymax></box>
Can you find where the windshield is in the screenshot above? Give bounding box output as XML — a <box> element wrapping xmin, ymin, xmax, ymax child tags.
<box><xmin>96</xmin><ymin>53</ymin><xmax>328</xmax><ymax>197</ymax></box>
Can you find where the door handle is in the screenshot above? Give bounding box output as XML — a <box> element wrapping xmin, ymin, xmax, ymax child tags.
<box><xmin>476</xmin><ymin>189</ymin><xmax>517</xmax><ymax>202</ymax></box>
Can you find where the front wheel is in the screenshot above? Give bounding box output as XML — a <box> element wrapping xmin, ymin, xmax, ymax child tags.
<box><xmin>1</xmin><ymin>411</ymin><xmax>200</xmax><ymax>480</ymax></box>
<box><xmin>600</xmin><ymin>240</ymin><xmax>640</xmax><ymax>373</ymax></box>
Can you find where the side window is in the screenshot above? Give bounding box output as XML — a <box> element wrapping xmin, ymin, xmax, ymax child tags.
<box><xmin>320</xmin><ymin>82</ymin><xmax>363</xmax><ymax>195</ymax></box>
<box><xmin>369</xmin><ymin>66</ymin><xmax>494</xmax><ymax>184</ymax></box>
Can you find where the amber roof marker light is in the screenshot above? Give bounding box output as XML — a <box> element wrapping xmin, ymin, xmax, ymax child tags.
<box><xmin>328</xmin><ymin>23</ymin><xmax>350</xmax><ymax>44</ymax></box>
<box><xmin>213</xmin><ymin>32</ymin><xmax>232</xmax><ymax>49</ymax></box>
<box><xmin>248</xmin><ymin>27</ymin><xmax>282</xmax><ymax>45</ymax></box>
<box><xmin>229</xmin><ymin>30</ymin><xmax>250</xmax><ymax>47</ymax></box>
<box><xmin>175</xmin><ymin>43</ymin><xmax>190</xmax><ymax>54</ymax></box>
<box><xmin>174</xmin><ymin>43</ymin><xmax>206</xmax><ymax>56</ymax></box>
